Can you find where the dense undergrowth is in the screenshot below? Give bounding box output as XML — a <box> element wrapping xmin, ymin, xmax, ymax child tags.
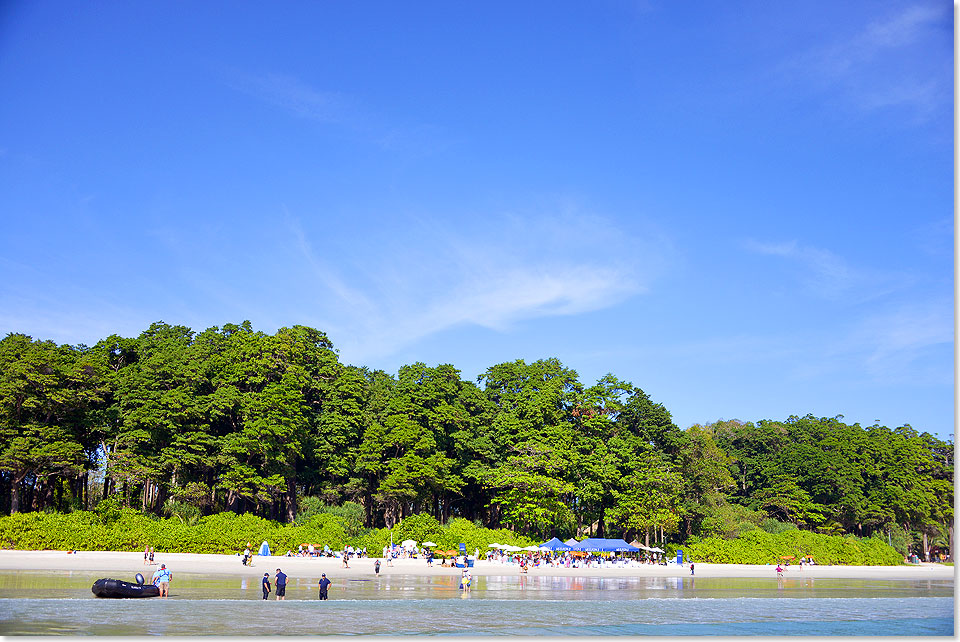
<box><xmin>682</xmin><ymin>528</ymin><xmax>903</xmax><ymax>565</ymax></box>
<box><xmin>0</xmin><ymin>507</ymin><xmax>534</xmax><ymax>556</ymax></box>
<box><xmin>0</xmin><ymin>505</ymin><xmax>904</xmax><ymax>565</ymax></box>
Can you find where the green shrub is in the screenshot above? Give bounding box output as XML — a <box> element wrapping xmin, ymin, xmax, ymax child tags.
<box><xmin>319</xmin><ymin>502</ymin><xmax>365</xmax><ymax>537</ymax></box>
<box><xmin>760</xmin><ymin>518</ymin><xmax>797</xmax><ymax>535</ymax></box>
<box><xmin>0</xmin><ymin>509</ymin><xmax>545</xmax><ymax>557</ymax></box>
<box><xmin>289</xmin><ymin>514</ymin><xmax>348</xmax><ymax>552</ymax></box>
<box><xmin>294</xmin><ymin>496</ymin><xmax>326</xmax><ymax>525</ymax></box>
<box><xmin>393</xmin><ymin>513</ymin><xmax>444</xmax><ymax>544</ymax></box>
<box><xmin>885</xmin><ymin>524</ymin><xmax>914</xmax><ymax>557</ymax></box>
<box><xmin>683</xmin><ymin>529</ymin><xmax>902</xmax><ymax>565</ymax></box>
<box><xmin>698</xmin><ymin>503</ymin><xmax>765</xmax><ymax>539</ymax></box>
<box><xmin>163</xmin><ymin>499</ymin><xmax>201</xmax><ymax>525</ymax></box>
<box><xmin>354</xmin><ymin>527</ymin><xmax>392</xmax><ymax>553</ymax></box>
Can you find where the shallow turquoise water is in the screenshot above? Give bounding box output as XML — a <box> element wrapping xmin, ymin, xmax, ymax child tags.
<box><xmin>0</xmin><ymin>571</ymin><xmax>952</xmax><ymax>635</ymax></box>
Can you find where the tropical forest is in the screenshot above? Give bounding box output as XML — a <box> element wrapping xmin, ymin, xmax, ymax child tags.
<box><xmin>0</xmin><ymin>321</ymin><xmax>952</xmax><ymax>564</ymax></box>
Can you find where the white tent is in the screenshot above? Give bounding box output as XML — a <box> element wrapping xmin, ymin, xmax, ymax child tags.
<box><xmin>564</xmin><ymin>538</ymin><xmax>580</xmax><ymax>547</ymax></box>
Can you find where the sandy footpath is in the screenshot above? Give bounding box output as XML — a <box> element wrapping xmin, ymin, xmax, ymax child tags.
<box><xmin>0</xmin><ymin>550</ymin><xmax>951</xmax><ymax>581</ymax></box>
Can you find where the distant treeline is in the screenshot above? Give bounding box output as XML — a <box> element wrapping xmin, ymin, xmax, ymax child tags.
<box><xmin>0</xmin><ymin>321</ymin><xmax>952</xmax><ymax>556</ymax></box>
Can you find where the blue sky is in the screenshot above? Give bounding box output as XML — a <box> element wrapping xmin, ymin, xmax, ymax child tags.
<box><xmin>0</xmin><ymin>1</ymin><xmax>953</xmax><ymax>439</ymax></box>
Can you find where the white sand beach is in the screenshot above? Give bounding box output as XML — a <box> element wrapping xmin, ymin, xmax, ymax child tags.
<box><xmin>0</xmin><ymin>549</ymin><xmax>951</xmax><ymax>581</ymax></box>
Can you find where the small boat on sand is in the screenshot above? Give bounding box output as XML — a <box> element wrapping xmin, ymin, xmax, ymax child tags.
<box><xmin>91</xmin><ymin>576</ymin><xmax>160</xmax><ymax>598</ymax></box>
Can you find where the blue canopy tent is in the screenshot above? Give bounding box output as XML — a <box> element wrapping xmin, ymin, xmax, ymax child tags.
<box><xmin>564</xmin><ymin>537</ymin><xmax>580</xmax><ymax>547</ymax></box>
<box><xmin>539</xmin><ymin>537</ymin><xmax>573</xmax><ymax>551</ymax></box>
<box><xmin>573</xmin><ymin>538</ymin><xmax>641</xmax><ymax>553</ymax></box>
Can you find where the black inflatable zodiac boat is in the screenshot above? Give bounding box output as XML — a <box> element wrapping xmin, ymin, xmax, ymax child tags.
<box><xmin>91</xmin><ymin>574</ymin><xmax>160</xmax><ymax>598</ymax></box>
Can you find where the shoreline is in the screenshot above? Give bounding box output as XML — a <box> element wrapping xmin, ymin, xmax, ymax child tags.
<box><xmin>0</xmin><ymin>550</ymin><xmax>951</xmax><ymax>581</ymax></box>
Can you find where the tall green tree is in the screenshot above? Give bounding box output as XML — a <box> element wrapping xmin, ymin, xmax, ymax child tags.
<box><xmin>0</xmin><ymin>334</ymin><xmax>107</xmax><ymax>512</ymax></box>
<box><xmin>479</xmin><ymin>359</ymin><xmax>580</xmax><ymax>531</ymax></box>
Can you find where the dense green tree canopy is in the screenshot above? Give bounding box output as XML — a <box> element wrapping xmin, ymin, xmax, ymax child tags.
<box><xmin>0</xmin><ymin>322</ymin><xmax>951</xmax><ymax>559</ymax></box>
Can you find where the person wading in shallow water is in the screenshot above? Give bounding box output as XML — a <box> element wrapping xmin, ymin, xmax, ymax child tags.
<box><xmin>275</xmin><ymin>569</ymin><xmax>287</xmax><ymax>600</ymax></box>
<box><xmin>261</xmin><ymin>573</ymin><xmax>271</xmax><ymax>599</ymax></box>
<box><xmin>151</xmin><ymin>564</ymin><xmax>171</xmax><ymax>598</ymax></box>
<box><xmin>318</xmin><ymin>573</ymin><xmax>331</xmax><ymax>600</ymax></box>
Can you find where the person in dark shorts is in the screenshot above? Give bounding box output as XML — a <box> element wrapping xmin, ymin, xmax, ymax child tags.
<box><xmin>261</xmin><ymin>573</ymin><xmax>271</xmax><ymax>600</ymax></box>
<box><xmin>275</xmin><ymin>569</ymin><xmax>287</xmax><ymax>600</ymax></box>
<box><xmin>374</xmin><ymin>560</ymin><xmax>381</xmax><ymax>575</ymax></box>
<box><xmin>318</xmin><ymin>573</ymin><xmax>331</xmax><ymax>600</ymax></box>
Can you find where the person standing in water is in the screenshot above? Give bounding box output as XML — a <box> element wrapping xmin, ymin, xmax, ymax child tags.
<box><xmin>261</xmin><ymin>573</ymin><xmax>271</xmax><ymax>600</ymax></box>
<box><xmin>318</xmin><ymin>573</ymin><xmax>331</xmax><ymax>600</ymax></box>
<box><xmin>274</xmin><ymin>569</ymin><xmax>287</xmax><ymax>600</ymax></box>
<box><xmin>374</xmin><ymin>559</ymin><xmax>381</xmax><ymax>575</ymax></box>
<box><xmin>151</xmin><ymin>563</ymin><xmax>171</xmax><ymax>598</ymax></box>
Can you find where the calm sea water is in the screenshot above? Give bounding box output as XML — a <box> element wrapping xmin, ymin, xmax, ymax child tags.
<box><xmin>0</xmin><ymin>570</ymin><xmax>952</xmax><ymax>636</ymax></box>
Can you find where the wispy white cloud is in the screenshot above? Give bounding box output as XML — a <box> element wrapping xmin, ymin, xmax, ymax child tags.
<box><xmin>285</xmin><ymin>214</ymin><xmax>377</xmax><ymax>315</ymax></box>
<box><xmin>743</xmin><ymin>239</ymin><xmax>911</xmax><ymax>302</ymax></box>
<box><xmin>225</xmin><ymin>71</ymin><xmax>350</xmax><ymax>124</ymax></box>
<box><xmin>222</xmin><ymin>69</ymin><xmax>456</xmax><ymax>155</ymax></box>
<box><xmin>811</xmin><ymin>5</ymin><xmax>943</xmax><ymax>74</ymax></box>
<box><xmin>602</xmin><ymin>298</ymin><xmax>952</xmax><ymax>389</ymax></box>
<box><xmin>854</xmin><ymin>300</ymin><xmax>953</xmax><ymax>382</ymax></box>
<box><xmin>283</xmin><ymin>208</ymin><xmax>671</xmax><ymax>363</ymax></box>
<box><xmin>783</xmin><ymin>298</ymin><xmax>954</xmax><ymax>386</ymax></box>
<box><xmin>784</xmin><ymin>3</ymin><xmax>950</xmax><ymax>119</ymax></box>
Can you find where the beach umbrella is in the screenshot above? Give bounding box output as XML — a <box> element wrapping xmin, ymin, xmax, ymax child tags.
<box><xmin>650</xmin><ymin>547</ymin><xmax>665</xmax><ymax>553</ymax></box>
<box><xmin>488</xmin><ymin>543</ymin><xmax>502</xmax><ymax>548</ymax></box>
<box><xmin>401</xmin><ymin>539</ymin><xmax>417</xmax><ymax>548</ymax></box>
<box><xmin>422</xmin><ymin>541</ymin><xmax>437</xmax><ymax>547</ymax></box>
<box><xmin>522</xmin><ymin>545</ymin><xmax>540</xmax><ymax>552</ymax></box>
